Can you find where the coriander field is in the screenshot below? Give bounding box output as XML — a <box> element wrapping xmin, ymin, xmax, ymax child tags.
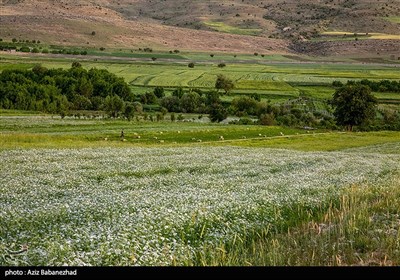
<box><xmin>1</xmin><ymin>145</ymin><xmax>399</xmax><ymax>265</ymax></box>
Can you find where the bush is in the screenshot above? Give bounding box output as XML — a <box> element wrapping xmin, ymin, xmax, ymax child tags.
<box><xmin>153</xmin><ymin>86</ymin><xmax>165</xmax><ymax>98</ymax></box>
<box><xmin>19</xmin><ymin>46</ymin><xmax>30</xmax><ymax>52</ymax></box>
<box><xmin>188</xmin><ymin>62</ymin><xmax>195</xmax><ymax>68</ymax></box>
<box><xmin>217</xmin><ymin>63</ymin><xmax>226</xmax><ymax>68</ymax></box>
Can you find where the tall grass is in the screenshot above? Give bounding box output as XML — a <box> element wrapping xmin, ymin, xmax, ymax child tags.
<box><xmin>181</xmin><ymin>173</ymin><xmax>400</xmax><ymax>266</ymax></box>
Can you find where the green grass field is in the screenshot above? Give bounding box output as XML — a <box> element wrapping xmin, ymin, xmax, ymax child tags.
<box><xmin>0</xmin><ymin>115</ymin><xmax>399</xmax><ymax>266</ymax></box>
<box><xmin>203</xmin><ymin>21</ymin><xmax>262</xmax><ymax>36</ymax></box>
<box><xmin>313</xmin><ymin>31</ymin><xmax>400</xmax><ymax>42</ymax></box>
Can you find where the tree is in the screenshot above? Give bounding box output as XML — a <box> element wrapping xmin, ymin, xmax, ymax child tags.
<box><xmin>231</xmin><ymin>96</ymin><xmax>258</xmax><ymax>116</ymax></box>
<box><xmin>215</xmin><ymin>74</ymin><xmax>234</xmax><ymax>95</ymax></box>
<box><xmin>209</xmin><ymin>103</ymin><xmax>228</xmax><ymax>123</ymax></box>
<box><xmin>71</xmin><ymin>61</ymin><xmax>82</xmax><ymax>68</ymax></box>
<box><xmin>172</xmin><ymin>87</ymin><xmax>184</xmax><ymax>99</ymax></box>
<box><xmin>124</xmin><ymin>103</ymin><xmax>135</xmax><ymax>121</ymax></box>
<box><xmin>180</xmin><ymin>92</ymin><xmax>201</xmax><ymax>113</ymax></box>
<box><xmin>161</xmin><ymin>96</ymin><xmax>180</xmax><ymax>112</ymax></box>
<box><xmin>330</xmin><ymin>84</ymin><xmax>378</xmax><ymax>131</ymax></box>
<box><xmin>188</xmin><ymin>62</ymin><xmax>195</xmax><ymax>68</ymax></box>
<box><xmin>153</xmin><ymin>86</ymin><xmax>165</xmax><ymax>98</ymax></box>
<box><xmin>104</xmin><ymin>94</ymin><xmax>124</xmax><ymax>118</ymax></box>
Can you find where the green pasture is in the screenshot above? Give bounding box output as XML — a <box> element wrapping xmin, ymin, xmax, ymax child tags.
<box><xmin>203</xmin><ymin>21</ymin><xmax>262</xmax><ymax>36</ymax></box>
<box><xmin>0</xmin><ymin>114</ymin><xmax>305</xmax><ymax>150</ymax></box>
<box><xmin>313</xmin><ymin>31</ymin><xmax>400</xmax><ymax>42</ymax></box>
<box><xmin>384</xmin><ymin>16</ymin><xmax>400</xmax><ymax>23</ymax></box>
<box><xmin>1</xmin><ymin>114</ymin><xmax>400</xmax><ymax>152</ymax></box>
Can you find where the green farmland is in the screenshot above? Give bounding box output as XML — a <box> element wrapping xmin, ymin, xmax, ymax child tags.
<box><xmin>1</xmin><ymin>53</ymin><xmax>399</xmax><ymax>106</ymax></box>
<box><xmin>1</xmin><ymin>51</ymin><xmax>400</xmax><ymax>266</ymax></box>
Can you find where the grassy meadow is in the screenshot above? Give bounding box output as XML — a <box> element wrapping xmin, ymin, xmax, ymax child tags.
<box><xmin>1</xmin><ymin>51</ymin><xmax>400</xmax><ymax>266</ymax></box>
<box><xmin>1</xmin><ymin>114</ymin><xmax>400</xmax><ymax>266</ymax></box>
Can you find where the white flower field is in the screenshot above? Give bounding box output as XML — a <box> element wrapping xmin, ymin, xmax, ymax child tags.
<box><xmin>1</xmin><ymin>146</ymin><xmax>399</xmax><ymax>265</ymax></box>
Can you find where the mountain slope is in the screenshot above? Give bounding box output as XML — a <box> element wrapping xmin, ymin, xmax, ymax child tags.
<box><xmin>1</xmin><ymin>0</ymin><xmax>399</xmax><ymax>56</ymax></box>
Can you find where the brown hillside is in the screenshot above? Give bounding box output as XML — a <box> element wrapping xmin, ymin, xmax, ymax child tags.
<box><xmin>0</xmin><ymin>0</ymin><xmax>287</xmax><ymax>54</ymax></box>
<box><xmin>1</xmin><ymin>0</ymin><xmax>400</xmax><ymax>56</ymax></box>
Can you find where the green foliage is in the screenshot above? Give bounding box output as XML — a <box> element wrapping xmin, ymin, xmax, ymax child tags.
<box><xmin>0</xmin><ymin>63</ymin><xmax>132</xmax><ymax>113</ymax></box>
<box><xmin>153</xmin><ymin>86</ymin><xmax>165</xmax><ymax>98</ymax></box>
<box><xmin>231</xmin><ymin>96</ymin><xmax>258</xmax><ymax>116</ymax></box>
<box><xmin>19</xmin><ymin>46</ymin><xmax>30</xmax><ymax>52</ymax></box>
<box><xmin>105</xmin><ymin>94</ymin><xmax>124</xmax><ymax>118</ymax></box>
<box><xmin>170</xmin><ymin>112</ymin><xmax>176</xmax><ymax>122</ymax></box>
<box><xmin>209</xmin><ymin>103</ymin><xmax>228</xmax><ymax>123</ymax></box>
<box><xmin>161</xmin><ymin>95</ymin><xmax>180</xmax><ymax>112</ymax></box>
<box><xmin>215</xmin><ymin>74</ymin><xmax>235</xmax><ymax>95</ymax></box>
<box><xmin>141</xmin><ymin>91</ymin><xmax>157</xmax><ymax>105</ymax></box>
<box><xmin>331</xmin><ymin>84</ymin><xmax>378</xmax><ymax>131</ymax></box>
<box><xmin>172</xmin><ymin>87</ymin><xmax>184</xmax><ymax>99</ymax></box>
<box><xmin>180</xmin><ymin>92</ymin><xmax>203</xmax><ymax>113</ymax></box>
<box><xmin>334</xmin><ymin>79</ymin><xmax>400</xmax><ymax>93</ymax></box>
<box><xmin>123</xmin><ymin>103</ymin><xmax>135</xmax><ymax>121</ymax></box>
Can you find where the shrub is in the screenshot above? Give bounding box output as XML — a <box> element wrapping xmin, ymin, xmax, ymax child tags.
<box><xmin>188</xmin><ymin>62</ymin><xmax>195</xmax><ymax>68</ymax></box>
<box><xmin>19</xmin><ymin>46</ymin><xmax>30</xmax><ymax>52</ymax></box>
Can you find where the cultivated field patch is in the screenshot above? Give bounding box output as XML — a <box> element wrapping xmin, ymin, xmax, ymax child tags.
<box><xmin>1</xmin><ymin>145</ymin><xmax>399</xmax><ymax>265</ymax></box>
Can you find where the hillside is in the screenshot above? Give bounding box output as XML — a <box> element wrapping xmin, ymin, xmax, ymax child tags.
<box><xmin>0</xmin><ymin>0</ymin><xmax>400</xmax><ymax>56</ymax></box>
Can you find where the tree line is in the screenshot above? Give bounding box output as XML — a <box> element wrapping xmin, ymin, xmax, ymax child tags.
<box><xmin>0</xmin><ymin>62</ymin><xmax>132</xmax><ymax>116</ymax></box>
<box><xmin>333</xmin><ymin>79</ymin><xmax>400</xmax><ymax>93</ymax></box>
